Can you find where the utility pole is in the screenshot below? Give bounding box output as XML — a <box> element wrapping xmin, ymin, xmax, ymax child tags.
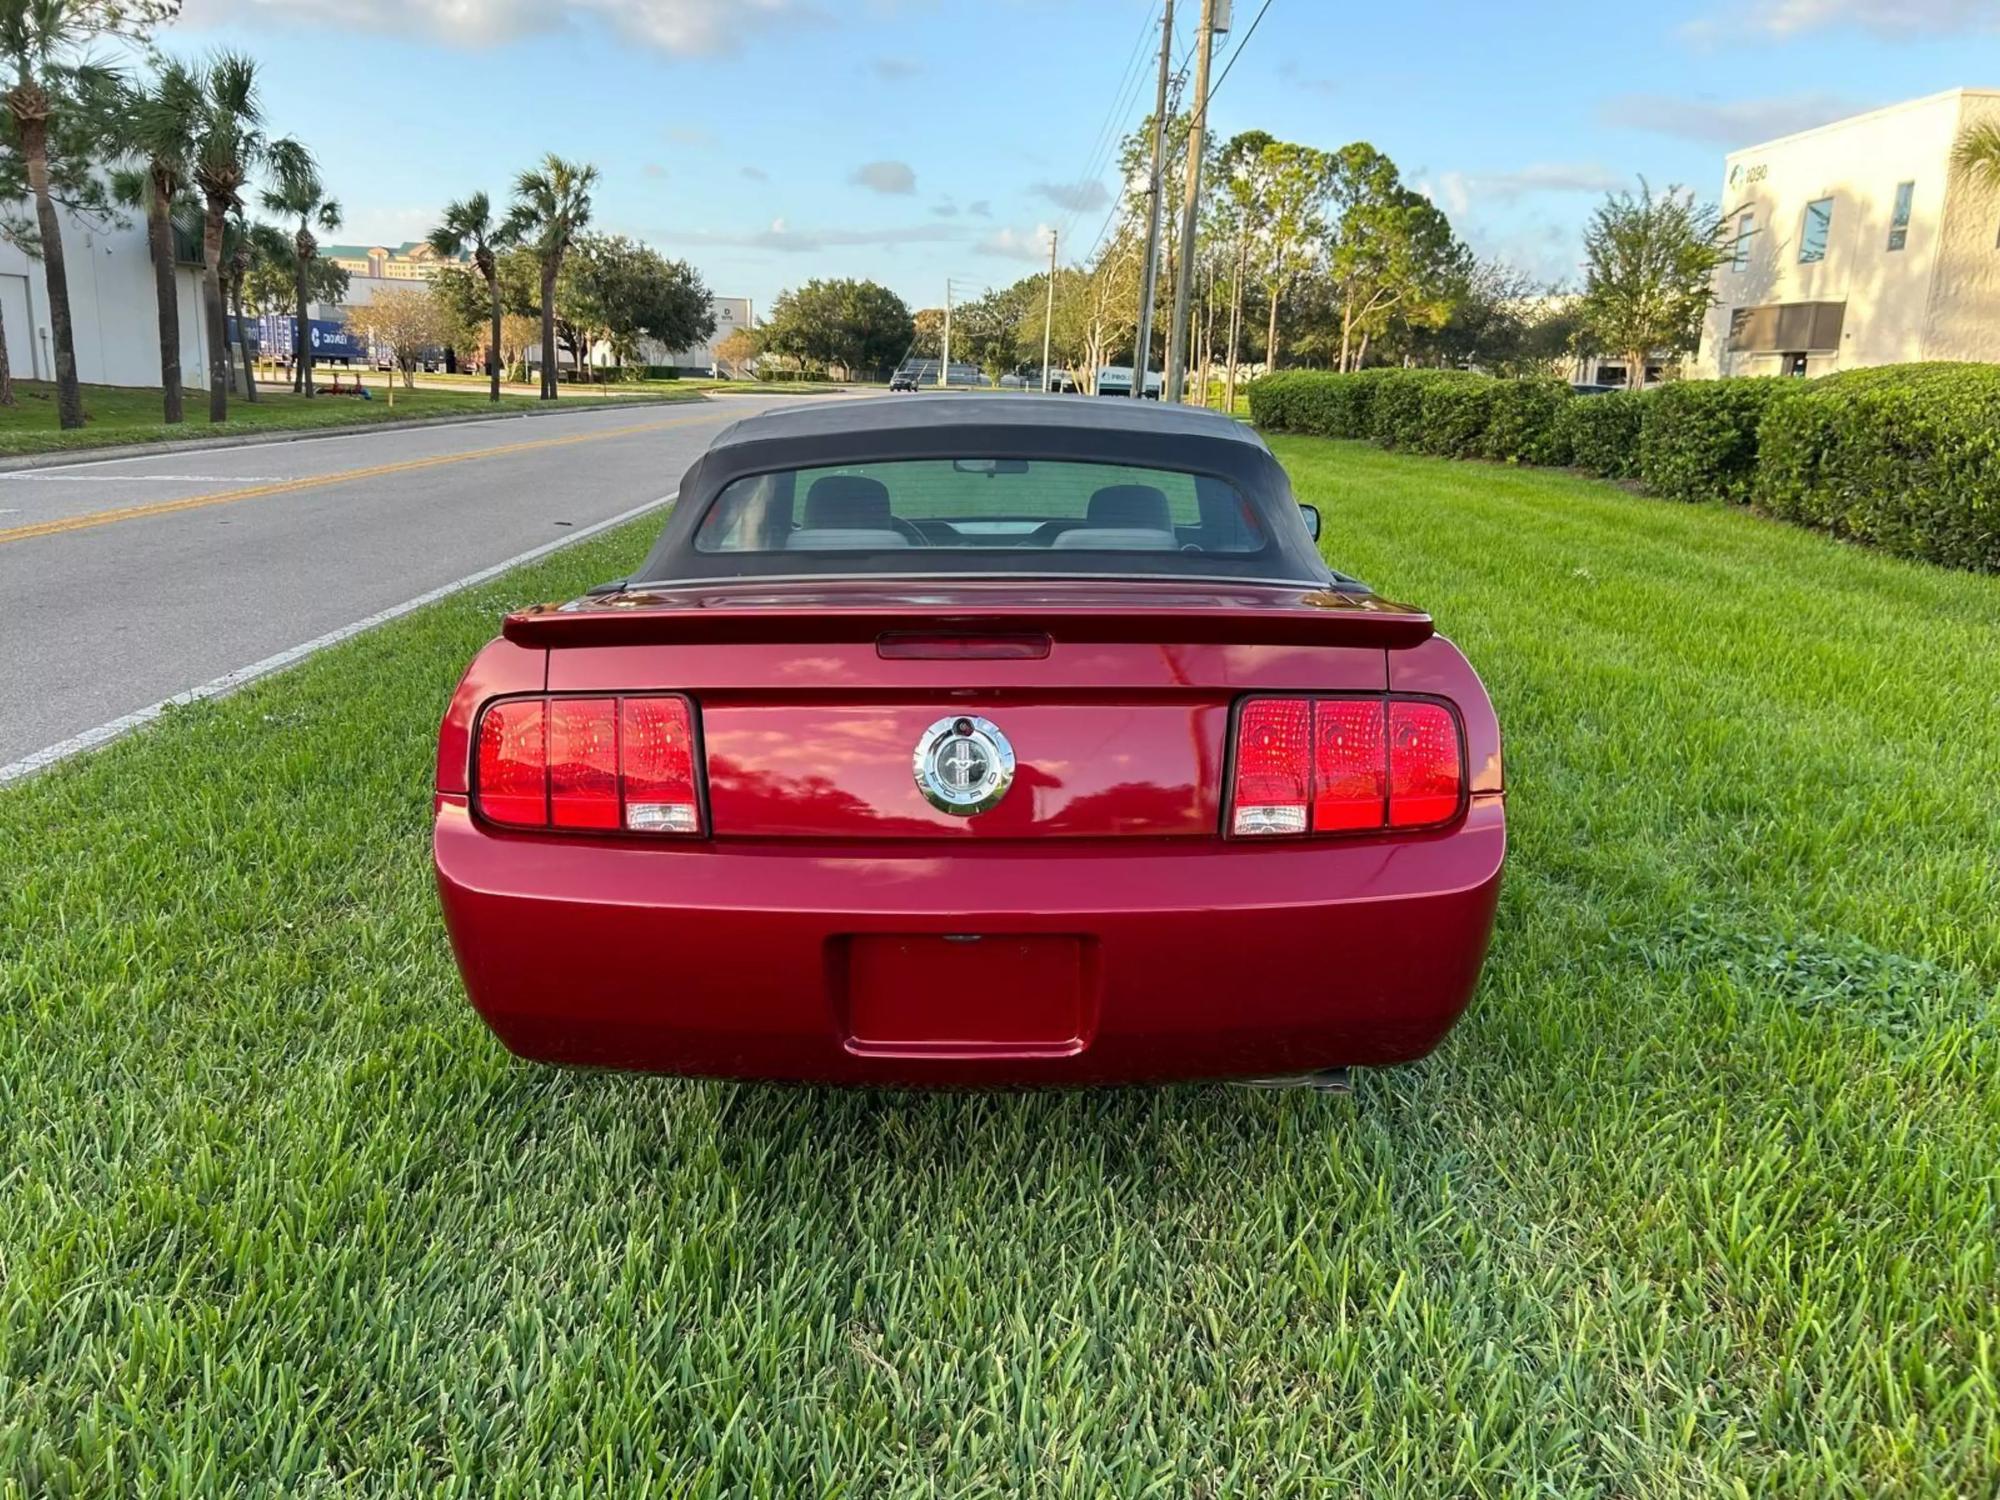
<box><xmin>1131</xmin><ymin>0</ymin><xmax>1173</xmax><ymax>398</ymax></box>
<box><xmin>939</xmin><ymin>279</ymin><xmax>952</xmax><ymax>387</ymax></box>
<box><xmin>1040</xmin><ymin>230</ymin><xmax>1057</xmax><ymax>392</ymax></box>
<box><xmin>1165</xmin><ymin>0</ymin><xmax>1224</xmax><ymax>403</ymax></box>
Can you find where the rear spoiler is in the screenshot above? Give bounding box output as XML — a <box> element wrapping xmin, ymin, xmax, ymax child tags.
<box><xmin>502</xmin><ymin>597</ymin><xmax>1435</xmax><ymax>651</ymax></box>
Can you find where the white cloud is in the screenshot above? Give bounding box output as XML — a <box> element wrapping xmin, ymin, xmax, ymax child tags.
<box><xmin>974</xmin><ymin>224</ymin><xmax>1055</xmax><ymax>262</ymax></box>
<box><xmin>177</xmin><ymin>0</ymin><xmax>824</xmax><ymax>55</ymax></box>
<box><xmin>849</xmin><ymin>159</ymin><xmax>918</xmax><ymax>195</ymax></box>
<box><xmin>679</xmin><ymin>217</ymin><xmax>965</xmax><ymax>253</ymax></box>
<box><xmin>1030</xmin><ymin>179</ymin><xmax>1109</xmax><ymax>213</ymax></box>
<box><xmin>1598</xmin><ymin>92</ymin><xmax>1864</xmax><ymax>146</ymax></box>
<box><xmin>1715</xmin><ymin>0</ymin><xmax>1996</xmax><ymax>34</ymax></box>
<box><xmin>1421</xmin><ymin>163</ymin><xmax>1627</xmax><ymax>217</ymax></box>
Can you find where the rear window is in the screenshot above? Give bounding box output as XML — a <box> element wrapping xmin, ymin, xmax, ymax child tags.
<box><xmin>692</xmin><ymin>458</ymin><xmax>1270</xmax><ymax>563</ymax></box>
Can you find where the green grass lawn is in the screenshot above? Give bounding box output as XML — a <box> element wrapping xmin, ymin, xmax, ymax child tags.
<box><xmin>2</xmin><ymin>439</ymin><xmax>1995</xmax><ymax>1495</ymax></box>
<box><xmin>0</xmin><ymin>380</ymin><xmax>702</xmax><ymax>457</ymax></box>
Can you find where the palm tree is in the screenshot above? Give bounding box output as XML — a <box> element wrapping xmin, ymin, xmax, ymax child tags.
<box><xmin>428</xmin><ymin>191</ymin><xmax>503</xmax><ymax>402</ymax></box>
<box><xmin>504</xmin><ymin>155</ymin><xmax>597</xmax><ymax>399</ymax></box>
<box><xmin>109</xmin><ymin>59</ymin><xmax>204</xmax><ymax>424</ymax></box>
<box><xmin>1953</xmin><ymin>120</ymin><xmax>2000</xmax><ymax>192</ymax></box>
<box><xmin>0</xmin><ymin>0</ymin><xmax>132</xmax><ymax>429</ymax></box>
<box><xmin>224</xmin><ymin>212</ymin><xmax>258</xmax><ymax>401</ymax></box>
<box><xmin>260</xmin><ymin>141</ymin><xmax>339</xmax><ymax>398</ymax></box>
<box><xmin>192</xmin><ymin>53</ymin><xmax>292</xmax><ymax>423</ymax></box>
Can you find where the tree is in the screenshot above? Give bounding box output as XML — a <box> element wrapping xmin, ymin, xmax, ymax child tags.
<box><xmin>714</xmin><ymin>324</ymin><xmax>756</xmax><ymax>378</ymax></box>
<box><xmin>191</xmin><ymin>53</ymin><xmax>292</xmax><ymax>422</ymax></box>
<box><xmin>260</xmin><ymin>141</ymin><xmax>339</xmax><ymax>396</ymax></box>
<box><xmin>1227</xmin><ymin>134</ymin><xmax>1331</xmax><ymax>372</ymax></box>
<box><xmin>110</xmin><ymin>58</ymin><xmax>202</xmax><ymax>423</ymax></box>
<box><xmin>0</xmin><ymin>0</ymin><xmax>175</xmax><ymax>427</ymax></box>
<box><xmin>0</xmin><ymin>42</ymin><xmax>116</xmax><ymax>408</ymax></box>
<box><xmin>557</xmin><ymin>233</ymin><xmax>712</xmax><ymax>374</ymax></box>
<box><xmin>503</xmin><ymin>154</ymin><xmax>597</xmax><ymax>399</ymax></box>
<box><xmin>427</xmin><ymin>193</ymin><xmax>499</xmax><ymax>400</ymax></box>
<box><xmin>346</xmin><ymin>285</ymin><xmax>456</xmax><ymax>387</ymax></box>
<box><xmin>1577</xmin><ymin>180</ymin><xmax>1726</xmax><ymax>389</ymax></box>
<box><xmin>223</xmin><ymin>212</ymin><xmax>257</xmax><ymax>398</ymax></box>
<box><xmin>1953</xmin><ymin>120</ymin><xmax>2000</xmax><ymax>191</ymax></box>
<box><xmin>761</xmin><ymin>278</ymin><xmax>912</xmax><ymax>378</ymax></box>
<box><xmin>1326</xmin><ymin>144</ymin><xmax>1466</xmax><ymax>370</ymax></box>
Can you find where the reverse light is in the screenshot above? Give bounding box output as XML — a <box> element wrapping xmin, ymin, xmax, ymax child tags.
<box><xmin>473</xmin><ymin>694</ymin><xmax>701</xmax><ymax>835</ymax></box>
<box><xmin>1230</xmin><ymin>695</ymin><xmax>1463</xmax><ymax>837</ymax></box>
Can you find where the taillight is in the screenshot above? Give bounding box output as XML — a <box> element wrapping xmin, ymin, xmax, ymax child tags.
<box><xmin>472</xmin><ymin>694</ymin><xmax>701</xmax><ymax>835</ymax></box>
<box><xmin>1232</xmin><ymin>697</ymin><xmax>1313</xmax><ymax>835</ymax></box>
<box><xmin>1230</xmin><ymin>695</ymin><xmax>1463</xmax><ymax>837</ymax></box>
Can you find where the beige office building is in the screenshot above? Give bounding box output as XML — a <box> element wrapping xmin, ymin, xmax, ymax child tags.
<box><xmin>1694</xmin><ymin>87</ymin><xmax>2000</xmax><ymax>379</ymax></box>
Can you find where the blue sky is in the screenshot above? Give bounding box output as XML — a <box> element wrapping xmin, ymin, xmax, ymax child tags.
<box><xmin>163</xmin><ymin>0</ymin><xmax>1998</xmax><ymax>313</ymax></box>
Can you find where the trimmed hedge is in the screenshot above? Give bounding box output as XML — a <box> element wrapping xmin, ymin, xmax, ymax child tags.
<box><xmin>1637</xmin><ymin>378</ymin><xmax>1798</xmax><ymax>503</ymax></box>
<box><xmin>1416</xmin><ymin>374</ymin><xmax>1497</xmax><ymax>459</ymax></box>
<box><xmin>1247</xmin><ymin>362</ymin><xmax>1994</xmax><ymax>572</ymax></box>
<box><xmin>1483</xmin><ymin>378</ymin><xmax>1574</xmax><ymax>466</ymax></box>
<box><xmin>1557</xmin><ymin>390</ymin><xmax>1645</xmax><ymax>479</ymax></box>
<box><xmin>1753</xmin><ymin>363</ymin><xmax>2000</xmax><ymax>571</ymax></box>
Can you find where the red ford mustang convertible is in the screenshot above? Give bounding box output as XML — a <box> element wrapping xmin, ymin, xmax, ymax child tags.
<box><xmin>434</xmin><ymin>396</ymin><xmax>1504</xmax><ymax>1086</ymax></box>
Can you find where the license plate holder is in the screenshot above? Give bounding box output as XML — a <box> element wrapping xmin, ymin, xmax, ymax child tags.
<box><xmin>840</xmin><ymin>934</ymin><xmax>1092</xmax><ymax>1057</ymax></box>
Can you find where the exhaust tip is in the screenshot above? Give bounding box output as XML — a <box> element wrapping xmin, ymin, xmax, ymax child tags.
<box><xmin>1236</xmin><ymin>1066</ymin><xmax>1353</xmax><ymax>1094</ymax></box>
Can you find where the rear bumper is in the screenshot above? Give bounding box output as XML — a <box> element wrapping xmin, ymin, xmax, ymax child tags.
<box><xmin>433</xmin><ymin>795</ymin><xmax>1504</xmax><ymax>1086</ymax></box>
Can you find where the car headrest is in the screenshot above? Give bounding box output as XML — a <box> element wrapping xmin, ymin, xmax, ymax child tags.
<box><xmin>1087</xmin><ymin>484</ymin><xmax>1172</xmax><ymax>531</ymax></box>
<box><xmin>1052</xmin><ymin>526</ymin><xmax>1178</xmax><ymax>551</ymax></box>
<box><xmin>804</xmin><ymin>474</ymin><xmax>893</xmax><ymax>528</ymax></box>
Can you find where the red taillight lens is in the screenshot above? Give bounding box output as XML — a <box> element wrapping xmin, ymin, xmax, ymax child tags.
<box><xmin>472</xmin><ymin>695</ymin><xmax>700</xmax><ymax>835</ymax></box>
<box><xmin>1314</xmin><ymin>697</ymin><xmax>1388</xmax><ymax>830</ymax></box>
<box><xmin>549</xmin><ymin>697</ymin><xmax>619</xmax><ymax>829</ymax></box>
<box><xmin>1231</xmin><ymin>697</ymin><xmax>1313</xmax><ymax>835</ymax></box>
<box><xmin>1388</xmin><ymin>700</ymin><xmax>1463</xmax><ymax>828</ymax></box>
<box><xmin>474</xmin><ymin>698</ymin><xmax>547</xmax><ymax>827</ymax></box>
<box><xmin>619</xmin><ymin>696</ymin><xmax>699</xmax><ymax>834</ymax></box>
<box><xmin>1231</xmin><ymin>695</ymin><xmax>1462</xmax><ymax>837</ymax></box>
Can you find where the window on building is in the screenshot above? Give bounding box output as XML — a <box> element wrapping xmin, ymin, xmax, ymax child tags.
<box><xmin>1799</xmin><ymin>197</ymin><xmax>1833</xmax><ymax>263</ymax></box>
<box><xmin>1732</xmin><ymin>211</ymin><xmax>1756</xmax><ymax>269</ymax></box>
<box><xmin>1887</xmin><ymin>181</ymin><xmax>1914</xmax><ymax>251</ymax></box>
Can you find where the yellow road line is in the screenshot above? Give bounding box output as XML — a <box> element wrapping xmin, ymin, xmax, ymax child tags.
<box><xmin>0</xmin><ymin>409</ymin><xmax>723</xmax><ymax>547</ymax></box>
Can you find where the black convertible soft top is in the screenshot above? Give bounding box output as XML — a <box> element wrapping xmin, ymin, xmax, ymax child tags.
<box><xmin>632</xmin><ymin>394</ymin><xmax>1333</xmax><ymax>587</ymax></box>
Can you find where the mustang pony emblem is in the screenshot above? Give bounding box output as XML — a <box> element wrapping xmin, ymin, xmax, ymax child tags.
<box><xmin>913</xmin><ymin>716</ymin><xmax>1015</xmax><ymax>815</ymax></box>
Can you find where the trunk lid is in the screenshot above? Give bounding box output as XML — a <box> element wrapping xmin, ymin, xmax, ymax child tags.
<box><xmin>531</xmin><ymin>579</ymin><xmax>1422</xmax><ymax>840</ymax></box>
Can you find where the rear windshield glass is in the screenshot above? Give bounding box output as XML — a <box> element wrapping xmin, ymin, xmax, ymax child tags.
<box><xmin>692</xmin><ymin>458</ymin><xmax>1270</xmax><ymax>562</ymax></box>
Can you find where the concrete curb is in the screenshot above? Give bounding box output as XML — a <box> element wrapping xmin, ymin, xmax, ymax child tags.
<box><xmin>0</xmin><ymin>395</ymin><xmax>706</xmax><ymax>474</ymax></box>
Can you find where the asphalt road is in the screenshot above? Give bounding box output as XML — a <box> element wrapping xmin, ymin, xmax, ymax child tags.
<box><xmin>0</xmin><ymin>395</ymin><xmax>849</xmax><ymax>770</ymax></box>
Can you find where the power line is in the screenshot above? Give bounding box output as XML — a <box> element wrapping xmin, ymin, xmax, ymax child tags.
<box><xmin>1051</xmin><ymin>2</ymin><xmax>1163</xmax><ymax>253</ymax></box>
<box><xmin>1205</xmin><ymin>0</ymin><xmax>1275</xmax><ymax>103</ymax></box>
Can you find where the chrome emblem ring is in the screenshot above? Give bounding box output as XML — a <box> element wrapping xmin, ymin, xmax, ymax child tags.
<box><xmin>913</xmin><ymin>715</ymin><xmax>1015</xmax><ymax>816</ymax></box>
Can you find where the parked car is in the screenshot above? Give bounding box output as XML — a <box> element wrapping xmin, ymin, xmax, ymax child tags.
<box><xmin>889</xmin><ymin>369</ymin><xmax>921</xmax><ymax>392</ymax></box>
<box><xmin>434</xmin><ymin>395</ymin><xmax>1505</xmax><ymax>1086</ymax></box>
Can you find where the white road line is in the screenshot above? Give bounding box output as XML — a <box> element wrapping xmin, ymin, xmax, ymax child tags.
<box><xmin>0</xmin><ymin>472</ymin><xmax>294</xmax><ymax>483</ymax></box>
<box><xmin>0</xmin><ymin>490</ymin><xmax>676</xmax><ymax>787</ymax></box>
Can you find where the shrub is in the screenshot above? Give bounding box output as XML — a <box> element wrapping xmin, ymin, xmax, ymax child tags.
<box><xmin>1638</xmin><ymin>377</ymin><xmax>1799</xmax><ymax>503</ymax></box>
<box><xmin>1753</xmin><ymin>362</ymin><xmax>2000</xmax><ymax>571</ymax></box>
<box><xmin>1245</xmin><ymin>370</ymin><xmax>1307</xmax><ymax>430</ymax></box>
<box><xmin>1416</xmin><ymin>373</ymin><xmax>1497</xmax><ymax>459</ymax></box>
<box><xmin>1246</xmin><ymin>369</ymin><xmax>1391</xmax><ymax>438</ymax></box>
<box><xmin>1558</xmin><ymin>391</ymin><xmax>1646</xmax><ymax>480</ymax></box>
<box><xmin>1369</xmin><ymin>370</ymin><xmax>1436</xmax><ymax>449</ymax></box>
<box><xmin>1482</xmin><ymin>378</ymin><xmax>1574</xmax><ymax>466</ymax></box>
